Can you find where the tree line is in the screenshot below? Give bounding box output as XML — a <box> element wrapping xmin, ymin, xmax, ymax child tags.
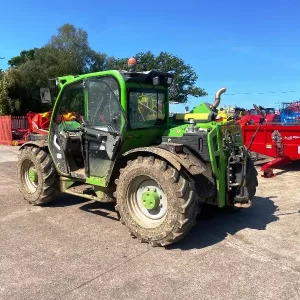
<box><xmin>0</xmin><ymin>23</ymin><xmax>206</xmax><ymax>115</ymax></box>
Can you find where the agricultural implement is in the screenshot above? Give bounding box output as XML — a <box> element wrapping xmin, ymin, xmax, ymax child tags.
<box><xmin>12</xmin><ymin>110</ymin><xmax>78</xmax><ymax>144</ymax></box>
<box><xmin>240</xmin><ymin>104</ymin><xmax>300</xmax><ymax>177</ymax></box>
<box><xmin>238</xmin><ymin>108</ymin><xmax>278</xmax><ymax>126</ymax></box>
<box><xmin>17</xmin><ymin>59</ymin><xmax>258</xmax><ymax>247</ymax></box>
<box><xmin>280</xmin><ymin>101</ymin><xmax>300</xmax><ymax>124</ymax></box>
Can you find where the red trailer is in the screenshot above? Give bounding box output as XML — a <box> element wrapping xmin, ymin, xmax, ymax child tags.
<box><xmin>241</xmin><ymin>122</ymin><xmax>300</xmax><ymax>177</ymax></box>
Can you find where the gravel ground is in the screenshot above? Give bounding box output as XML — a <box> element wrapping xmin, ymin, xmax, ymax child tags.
<box><xmin>0</xmin><ymin>146</ymin><xmax>299</xmax><ymax>300</ymax></box>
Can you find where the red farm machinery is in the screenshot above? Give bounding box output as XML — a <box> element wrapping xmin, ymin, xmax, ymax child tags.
<box><xmin>11</xmin><ymin>110</ymin><xmax>78</xmax><ymax>144</ymax></box>
<box><xmin>238</xmin><ymin>103</ymin><xmax>300</xmax><ymax>177</ymax></box>
<box><xmin>5</xmin><ymin>87</ymin><xmax>77</xmax><ymax>145</ymax></box>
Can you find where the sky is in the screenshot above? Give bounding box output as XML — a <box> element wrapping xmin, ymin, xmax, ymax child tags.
<box><xmin>1</xmin><ymin>0</ymin><xmax>300</xmax><ymax>112</ymax></box>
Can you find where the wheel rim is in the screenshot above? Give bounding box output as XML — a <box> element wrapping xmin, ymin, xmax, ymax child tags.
<box><xmin>22</xmin><ymin>159</ymin><xmax>38</xmax><ymax>193</ymax></box>
<box><xmin>128</xmin><ymin>176</ymin><xmax>168</xmax><ymax>228</ymax></box>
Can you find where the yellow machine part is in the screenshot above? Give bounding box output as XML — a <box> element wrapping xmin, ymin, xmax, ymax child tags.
<box><xmin>217</xmin><ymin>107</ymin><xmax>235</xmax><ymax>122</ymax></box>
<box><xmin>63</xmin><ymin>112</ymin><xmax>76</xmax><ymax>121</ymax></box>
<box><xmin>39</xmin><ymin>111</ymin><xmax>76</xmax><ymax>121</ymax></box>
<box><xmin>39</xmin><ymin>111</ymin><xmax>51</xmax><ymax>118</ymax></box>
<box><xmin>173</xmin><ymin>112</ymin><xmax>211</xmax><ymax>121</ymax></box>
<box><xmin>217</xmin><ymin>110</ymin><xmax>229</xmax><ymax>121</ymax></box>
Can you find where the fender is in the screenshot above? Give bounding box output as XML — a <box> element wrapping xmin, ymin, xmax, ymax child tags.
<box><xmin>123</xmin><ymin>143</ymin><xmax>215</xmax><ymax>184</ymax></box>
<box><xmin>19</xmin><ymin>140</ymin><xmax>48</xmax><ymax>151</ymax></box>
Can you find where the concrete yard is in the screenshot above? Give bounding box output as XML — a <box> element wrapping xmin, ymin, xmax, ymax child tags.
<box><xmin>0</xmin><ymin>145</ymin><xmax>299</xmax><ymax>300</ymax></box>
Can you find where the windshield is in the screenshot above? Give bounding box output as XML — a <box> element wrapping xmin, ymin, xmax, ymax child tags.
<box><xmin>128</xmin><ymin>90</ymin><xmax>166</xmax><ymax>129</ymax></box>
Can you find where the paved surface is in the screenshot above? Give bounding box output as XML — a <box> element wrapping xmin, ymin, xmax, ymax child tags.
<box><xmin>0</xmin><ymin>145</ymin><xmax>299</xmax><ymax>300</ymax></box>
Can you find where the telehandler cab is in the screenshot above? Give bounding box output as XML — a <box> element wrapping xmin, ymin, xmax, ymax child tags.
<box><xmin>17</xmin><ymin>58</ymin><xmax>258</xmax><ymax>246</ymax></box>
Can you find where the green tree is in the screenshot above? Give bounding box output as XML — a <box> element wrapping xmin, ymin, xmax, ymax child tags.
<box><xmin>0</xmin><ymin>69</ymin><xmax>22</xmax><ymax>115</ymax></box>
<box><xmin>47</xmin><ymin>23</ymin><xmax>111</xmax><ymax>74</ymax></box>
<box><xmin>8</xmin><ymin>49</ymin><xmax>36</xmax><ymax>68</ymax></box>
<box><xmin>6</xmin><ymin>23</ymin><xmax>112</xmax><ymax>114</ymax></box>
<box><xmin>110</xmin><ymin>51</ymin><xmax>207</xmax><ymax>103</ymax></box>
<box><xmin>3</xmin><ymin>24</ymin><xmax>206</xmax><ymax>114</ymax></box>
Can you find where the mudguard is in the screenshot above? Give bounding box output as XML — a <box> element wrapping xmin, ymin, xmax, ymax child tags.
<box><xmin>19</xmin><ymin>140</ymin><xmax>48</xmax><ymax>151</ymax></box>
<box><xmin>123</xmin><ymin>143</ymin><xmax>215</xmax><ymax>184</ymax></box>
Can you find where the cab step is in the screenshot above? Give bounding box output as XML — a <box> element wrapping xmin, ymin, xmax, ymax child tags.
<box><xmin>60</xmin><ymin>178</ymin><xmax>115</xmax><ymax>203</ymax></box>
<box><xmin>63</xmin><ymin>182</ymin><xmax>99</xmax><ymax>201</ymax></box>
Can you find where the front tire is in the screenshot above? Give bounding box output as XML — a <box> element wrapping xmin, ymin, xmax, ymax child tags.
<box><xmin>115</xmin><ymin>156</ymin><xmax>198</xmax><ymax>247</ymax></box>
<box><xmin>17</xmin><ymin>146</ymin><xmax>60</xmax><ymax>205</ymax></box>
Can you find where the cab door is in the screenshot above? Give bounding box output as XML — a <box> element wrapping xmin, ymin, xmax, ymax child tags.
<box><xmin>48</xmin><ymin>80</ymin><xmax>86</xmax><ymax>177</ymax></box>
<box><xmin>83</xmin><ymin>76</ymin><xmax>126</xmax><ymax>185</ymax></box>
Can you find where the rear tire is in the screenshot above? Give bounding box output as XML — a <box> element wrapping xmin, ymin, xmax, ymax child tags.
<box><xmin>115</xmin><ymin>156</ymin><xmax>198</xmax><ymax>247</ymax></box>
<box><xmin>17</xmin><ymin>146</ymin><xmax>60</xmax><ymax>205</ymax></box>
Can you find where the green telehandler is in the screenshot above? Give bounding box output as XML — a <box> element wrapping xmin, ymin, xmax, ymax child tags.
<box><xmin>17</xmin><ymin>58</ymin><xmax>258</xmax><ymax>247</ymax></box>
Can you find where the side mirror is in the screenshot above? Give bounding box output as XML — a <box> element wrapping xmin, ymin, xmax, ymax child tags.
<box><xmin>40</xmin><ymin>88</ymin><xmax>52</xmax><ymax>104</ymax></box>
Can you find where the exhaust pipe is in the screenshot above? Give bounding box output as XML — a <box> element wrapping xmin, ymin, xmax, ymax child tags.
<box><xmin>211</xmin><ymin>87</ymin><xmax>227</xmax><ymax>110</ymax></box>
